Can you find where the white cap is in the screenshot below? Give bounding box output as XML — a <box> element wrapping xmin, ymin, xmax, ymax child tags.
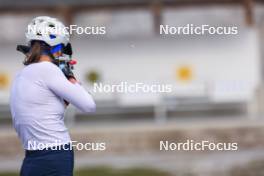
<box><xmin>25</xmin><ymin>16</ymin><xmax>70</xmax><ymax>46</ymax></box>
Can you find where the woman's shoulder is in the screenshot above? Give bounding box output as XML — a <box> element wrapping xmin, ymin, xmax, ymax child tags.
<box><xmin>36</xmin><ymin>61</ymin><xmax>61</xmax><ymax>73</ymax></box>
<box><xmin>24</xmin><ymin>61</ymin><xmax>57</xmax><ymax>69</ymax></box>
<box><xmin>23</xmin><ymin>61</ymin><xmax>62</xmax><ymax>78</ymax></box>
<box><xmin>37</xmin><ymin>61</ymin><xmax>64</xmax><ymax>79</ymax></box>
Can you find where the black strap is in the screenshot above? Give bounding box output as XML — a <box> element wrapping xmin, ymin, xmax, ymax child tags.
<box><xmin>16</xmin><ymin>45</ymin><xmax>30</xmax><ymax>55</ymax></box>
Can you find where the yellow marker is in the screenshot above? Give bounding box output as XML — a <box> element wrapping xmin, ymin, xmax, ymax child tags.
<box><xmin>86</xmin><ymin>70</ymin><xmax>100</xmax><ymax>83</ymax></box>
<box><xmin>0</xmin><ymin>73</ymin><xmax>9</xmax><ymax>89</ymax></box>
<box><xmin>177</xmin><ymin>66</ymin><xmax>193</xmax><ymax>81</ymax></box>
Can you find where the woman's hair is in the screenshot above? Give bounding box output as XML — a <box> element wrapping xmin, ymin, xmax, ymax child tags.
<box><xmin>23</xmin><ymin>41</ymin><xmax>51</xmax><ymax>65</ymax></box>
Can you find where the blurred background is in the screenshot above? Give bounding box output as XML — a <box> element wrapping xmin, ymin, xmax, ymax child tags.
<box><xmin>0</xmin><ymin>0</ymin><xmax>264</xmax><ymax>175</ymax></box>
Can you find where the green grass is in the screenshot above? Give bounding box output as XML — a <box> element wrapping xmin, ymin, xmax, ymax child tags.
<box><xmin>0</xmin><ymin>166</ymin><xmax>170</xmax><ymax>176</ymax></box>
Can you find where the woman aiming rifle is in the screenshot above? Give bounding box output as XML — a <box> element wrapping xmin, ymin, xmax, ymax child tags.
<box><xmin>10</xmin><ymin>16</ymin><xmax>96</xmax><ymax>176</ymax></box>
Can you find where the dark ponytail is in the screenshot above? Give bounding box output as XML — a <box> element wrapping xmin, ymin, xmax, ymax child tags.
<box><xmin>23</xmin><ymin>41</ymin><xmax>51</xmax><ymax>65</ymax></box>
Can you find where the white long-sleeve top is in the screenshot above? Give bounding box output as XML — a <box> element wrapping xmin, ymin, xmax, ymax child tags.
<box><xmin>10</xmin><ymin>61</ymin><xmax>96</xmax><ymax>150</ymax></box>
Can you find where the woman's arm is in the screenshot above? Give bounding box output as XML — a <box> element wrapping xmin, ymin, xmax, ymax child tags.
<box><xmin>41</xmin><ymin>62</ymin><xmax>96</xmax><ymax>113</ymax></box>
